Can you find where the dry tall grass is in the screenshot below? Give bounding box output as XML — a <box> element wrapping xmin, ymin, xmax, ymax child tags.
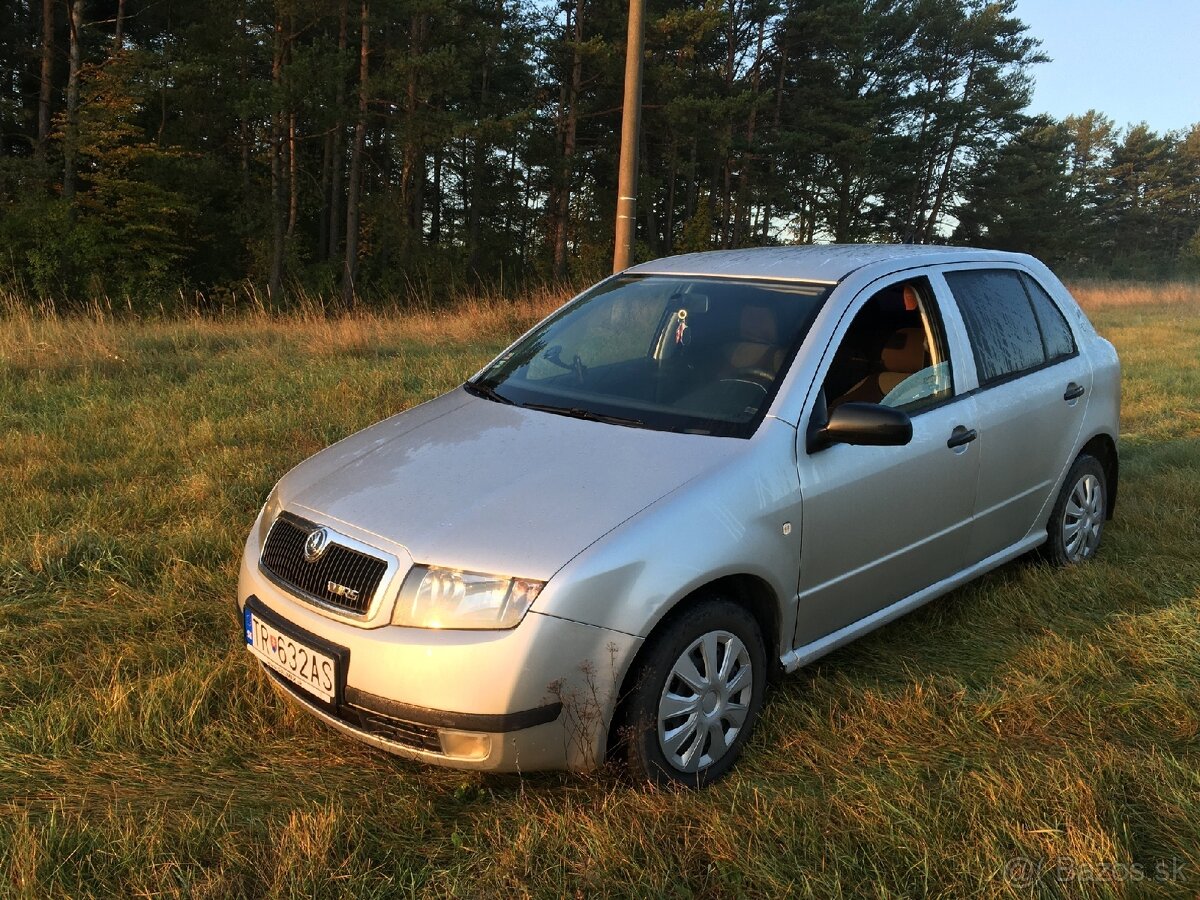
<box><xmin>0</xmin><ymin>283</ymin><xmax>574</xmax><ymax>372</ymax></box>
<box><xmin>1068</xmin><ymin>280</ymin><xmax>1200</xmax><ymax>309</ymax></box>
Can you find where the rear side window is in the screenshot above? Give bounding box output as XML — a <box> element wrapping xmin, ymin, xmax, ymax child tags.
<box><xmin>944</xmin><ymin>269</ymin><xmax>1046</xmax><ymax>385</ymax></box>
<box><xmin>1021</xmin><ymin>274</ymin><xmax>1076</xmax><ymax>361</ymax></box>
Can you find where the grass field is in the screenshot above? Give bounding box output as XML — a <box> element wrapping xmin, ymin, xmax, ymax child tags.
<box><xmin>2</xmin><ymin>282</ymin><xmax>1199</xmax><ymax>898</ymax></box>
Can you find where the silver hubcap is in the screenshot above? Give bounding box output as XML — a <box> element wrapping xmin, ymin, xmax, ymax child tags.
<box><xmin>657</xmin><ymin>630</ymin><xmax>753</xmax><ymax>773</ymax></box>
<box><xmin>1062</xmin><ymin>472</ymin><xmax>1104</xmax><ymax>562</ymax></box>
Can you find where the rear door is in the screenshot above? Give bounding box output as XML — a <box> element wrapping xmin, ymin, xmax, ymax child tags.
<box><xmin>936</xmin><ymin>266</ymin><xmax>1092</xmax><ymax>564</ymax></box>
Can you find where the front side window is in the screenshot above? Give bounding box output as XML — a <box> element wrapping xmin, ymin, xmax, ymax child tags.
<box><xmin>821</xmin><ymin>276</ymin><xmax>954</xmax><ymax>415</ymax></box>
<box><xmin>470</xmin><ymin>275</ymin><xmax>831</xmax><ymax>437</ymax></box>
<box><xmin>944</xmin><ymin>269</ymin><xmax>1047</xmax><ymax>385</ymax></box>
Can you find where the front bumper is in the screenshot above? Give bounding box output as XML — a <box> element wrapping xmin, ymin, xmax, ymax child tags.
<box><xmin>239</xmin><ymin>552</ymin><xmax>642</xmax><ymax>772</ymax></box>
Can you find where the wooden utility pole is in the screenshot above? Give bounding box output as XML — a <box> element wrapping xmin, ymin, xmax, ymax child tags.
<box><xmin>612</xmin><ymin>0</ymin><xmax>645</xmax><ymax>273</ymax></box>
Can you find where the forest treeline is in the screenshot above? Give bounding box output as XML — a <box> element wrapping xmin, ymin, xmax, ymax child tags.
<box><xmin>0</xmin><ymin>0</ymin><xmax>1197</xmax><ymax>310</ymax></box>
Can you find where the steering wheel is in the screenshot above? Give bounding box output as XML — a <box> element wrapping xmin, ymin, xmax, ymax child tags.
<box><xmin>717</xmin><ymin>368</ymin><xmax>775</xmax><ymax>396</ymax></box>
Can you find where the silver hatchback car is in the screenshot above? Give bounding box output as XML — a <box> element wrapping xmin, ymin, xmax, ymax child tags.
<box><xmin>238</xmin><ymin>245</ymin><xmax>1120</xmax><ymax>786</ymax></box>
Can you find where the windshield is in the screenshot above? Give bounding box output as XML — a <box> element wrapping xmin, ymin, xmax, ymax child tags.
<box><xmin>469</xmin><ymin>274</ymin><xmax>832</xmax><ymax>437</ymax></box>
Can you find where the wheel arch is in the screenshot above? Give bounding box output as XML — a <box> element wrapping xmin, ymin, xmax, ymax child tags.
<box><xmin>604</xmin><ymin>573</ymin><xmax>782</xmax><ymax>758</ymax></box>
<box><xmin>1079</xmin><ymin>432</ymin><xmax>1118</xmax><ymax>519</ymax></box>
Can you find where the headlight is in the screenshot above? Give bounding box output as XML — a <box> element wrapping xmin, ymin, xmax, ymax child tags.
<box><xmin>391</xmin><ymin>566</ymin><xmax>544</xmax><ymax>630</ymax></box>
<box><xmin>256</xmin><ymin>484</ymin><xmax>284</xmax><ymax>540</ymax></box>
<box><xmin>261</xmin><ymin>489</ymin><xmax>283</xmax><ymax>524</ymax></box>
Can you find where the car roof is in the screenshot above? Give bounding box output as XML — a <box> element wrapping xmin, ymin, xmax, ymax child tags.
<box><xmin>624</xmin><ymin>244</ymin><xmax>1029</xmax><ymax>285</ymax></box>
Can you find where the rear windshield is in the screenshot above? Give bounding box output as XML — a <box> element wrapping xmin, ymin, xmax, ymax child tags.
<box><xmin>470</xmin><ymin>274</ymin><xmax>831</xmax><ymax>437</ymax></box>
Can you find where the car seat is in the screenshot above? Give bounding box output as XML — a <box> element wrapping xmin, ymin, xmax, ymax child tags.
<box><xmin>719</xmin><ymin>306</ymin><xmax>786</xmax><ymax>378</ymax></box>
<box><xmin>835</xmin><ymin>326</ymin><xmax>926</xmax><ymax>405</ymax></box>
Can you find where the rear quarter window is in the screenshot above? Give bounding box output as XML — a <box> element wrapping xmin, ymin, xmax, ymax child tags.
<box><xmin>944</xmin><ymin>269</ymin><xmax>1047</xmax><ymax>385</ymax></box>
<box><xmin>1020</xmin><ymin>273</ymin><xmax>1077</xmax><ymax>361</ymax></box>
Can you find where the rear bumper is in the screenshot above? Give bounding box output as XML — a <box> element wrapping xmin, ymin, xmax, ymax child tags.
<box><xmin>238</xmin><ymin>549</ymin><xmax>642</xmax><ymax>772</ymax></box>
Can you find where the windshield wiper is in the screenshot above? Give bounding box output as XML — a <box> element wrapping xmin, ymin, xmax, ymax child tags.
<box><xmin>521</xmin><ymin>402</ymin><xmax>649</xmax><ymax>429</ymax></box>
<box><xmin>463</xmin><ymin>380</ymin><xmax>515</xmax><ymax>405</ymax></box>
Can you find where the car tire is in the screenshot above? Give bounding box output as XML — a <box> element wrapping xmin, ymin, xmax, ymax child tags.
<box><xmin>620</xmin><ymin>597</ymin><xmax>766</xmax><ymax>788</ymax></box>
<box><xmin>1043</xmin><ymin>454</ymin><xmax>1108</xmax><ymax>566</ymax></box>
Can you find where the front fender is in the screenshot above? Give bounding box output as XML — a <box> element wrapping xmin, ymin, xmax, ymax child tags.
<box><xmin>533</xmin><ymin>417</ymin><xmax>804</xmax><ymax>657</ymax></box>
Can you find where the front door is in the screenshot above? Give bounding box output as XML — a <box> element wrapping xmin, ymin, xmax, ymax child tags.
<box><xmin>793</xmin><ymin>273</ymin><xmax>980</xmax><ymax>647</ymax></box>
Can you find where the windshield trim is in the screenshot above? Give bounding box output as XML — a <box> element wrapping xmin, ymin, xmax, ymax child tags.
<box><xmin>625</xmin><ymin>270</ymin><xmax>839</xmax><ymax>287</ymax></box>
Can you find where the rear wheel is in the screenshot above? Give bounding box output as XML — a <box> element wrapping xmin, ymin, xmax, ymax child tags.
<box><xmin>620</xmin><ymin>598</ymin><xmax>766</xmax><ymax>787</ymax></box>
<box><xmin>1044</xmin><ymin>454</ymin><xmax>1107</xmax><ymax>566</ymax></box>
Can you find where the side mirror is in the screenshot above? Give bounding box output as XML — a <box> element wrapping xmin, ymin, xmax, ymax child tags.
<box><xmin>807</xmin><ymin>397</ymin><xmax>913</xmax><ymax>453</ymax></box>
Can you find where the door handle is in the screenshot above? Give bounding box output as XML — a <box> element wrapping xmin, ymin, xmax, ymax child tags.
<box><xmin>1064</xmin><ymin>382</ymin><xmax>1085</xmax><ymax>401</ymax></box>
<box><xmin>947</xmin><ymin>425</ymin><xmax>978</xmax><ymax>449</ymax></box>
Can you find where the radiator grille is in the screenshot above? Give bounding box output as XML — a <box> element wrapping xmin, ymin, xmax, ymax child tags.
<box><xmin>346</xmin><ymin>708</ymin><xmax>442</xmax><ymax>752</ymax></box>
<box><xmin>260</xmin><ymin>513</ymin><xmax>387</xmax><ymax>616</ymax></box>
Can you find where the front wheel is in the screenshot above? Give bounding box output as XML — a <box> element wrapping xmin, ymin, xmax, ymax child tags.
<box><xmin>1044</xmin><ymin>454</ymin><xmax>1107</xmax><ymax>566</ymax></box>
<box><xmin>620</xmin><ymin>598</ymin><xmax>766</xmax><ymax>787</ymax></box>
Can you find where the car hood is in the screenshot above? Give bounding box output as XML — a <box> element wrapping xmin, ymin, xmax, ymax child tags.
<box><xmin>280</xmin><ymin>389</ymin><xmax>745</xmax><ymax>580</ymax></box>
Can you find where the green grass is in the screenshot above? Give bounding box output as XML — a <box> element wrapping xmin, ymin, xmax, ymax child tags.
<box><xmin>2</xmin><ymin>286</ymin><xmax>1199</xmax><ymax>898</ymax></box>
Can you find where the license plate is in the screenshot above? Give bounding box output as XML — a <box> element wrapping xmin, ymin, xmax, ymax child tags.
<box><xmin>245</xmin><ymin>608</ymin><xmax>337</xmax><ymax>702</ymax></box>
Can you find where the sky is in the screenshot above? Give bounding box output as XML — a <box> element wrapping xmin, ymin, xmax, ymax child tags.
<box><xmin>1014</xmin><ymin>0</ymin><xmax>1200</xmax><ymax>135</ymax></box>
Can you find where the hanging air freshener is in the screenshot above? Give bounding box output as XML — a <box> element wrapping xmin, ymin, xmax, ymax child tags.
<box><xmin>674</xmin><ymin>308</ymin><xmax>688</xmax><ymax>345</ymax></box>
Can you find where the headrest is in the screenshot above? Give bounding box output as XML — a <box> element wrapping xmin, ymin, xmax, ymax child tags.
<box><xmin>881</xmin><ymin>327</ymin><xmax>925</xmax><ymax>372</ymax></box>
<box><xmin>739</xmin><ymin>306</ymin><xmax>777</xmax><ymax>344</ymax></box>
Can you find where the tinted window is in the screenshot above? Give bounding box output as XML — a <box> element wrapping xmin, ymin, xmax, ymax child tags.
<box><xmin>1021</xmin><ymin>274</ymin><xmax>1076</xmax><ymax>361</ymax></box>
<box><xmin>945</xmin><ymin>269</ymin><xmax>1046</xmax><ymax>385</ymax></box>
